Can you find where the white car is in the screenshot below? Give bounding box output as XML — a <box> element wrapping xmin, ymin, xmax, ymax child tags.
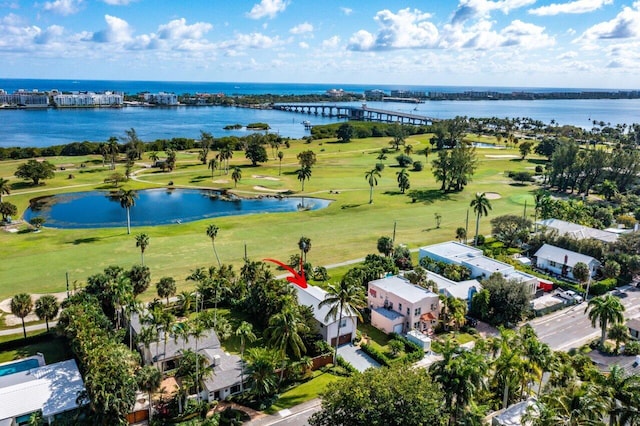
<box><xmin>564</xmin><ymin>290</ymin><xmax>583</xmax><ymax>303</ymax></box>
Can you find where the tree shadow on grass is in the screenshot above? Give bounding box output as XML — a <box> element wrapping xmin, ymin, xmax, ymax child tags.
<box><xmin>9</xmin><ymin>181</ymin><xmax>38</xmax><ymax>190</ymax></box>
<box><xmin>68</xmin><ymin>237</ymin><xmax>101</xmax><ymax>245</ymax></box>
<box><xmin>407</xmin><ymin>189</ymin><xmax>452</xmax><ymax>204</ymax></box>
<box><xmin>189</xmin><ymin>175</ymin><xmax>209</xmax><ymax>183</ymax></box>
<box><xmin>383</xmin><ymin>190</ymin><xmax>408</xmax><ymax>196</ymax></box>
<box><xmin>341</xmin><ymin>203</ymin><xmax>365</xmax><ymax>209</ymax></box>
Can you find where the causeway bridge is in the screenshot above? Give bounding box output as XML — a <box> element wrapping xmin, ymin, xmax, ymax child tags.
<box><xmin>272</xmin><ymin>103</ymin><xmax>440</xmax><ymax>125</ymax></box>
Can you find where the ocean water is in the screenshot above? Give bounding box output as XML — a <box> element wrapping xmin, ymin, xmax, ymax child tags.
<box><xmin>1</xmin><ymin>79</ymin><xmax>639</xmax><ymax>148</ymax></box>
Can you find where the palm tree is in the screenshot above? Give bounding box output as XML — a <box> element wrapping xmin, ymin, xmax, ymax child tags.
<box><xmin>236</xmin><ymin>321</ymin><xmax>257</xmax><ymax>391</ymax></box>
<box><xmin>208</xmin><ymin>157</ymin><xmax>218</xmax><ymax>179</ymax></box>
<box><xmin>470</xmin><ymin>192</ymin><xmax>492</xmax><ymax>246</ymax></box>
<box><xmin>585</xmin><ymin>294</ymin><xmax>625</xmax><ymax>348</ymax></box>
<box><xmin>365</xmin><ymin>168</ymin><xmax>381</xmax><ymax>204</ymax></box>
<box><xmin>149</xmin><ymin>151</ymin><xmax>159</xmax><ymax>164</ymax></box>
<box><xmin>318</xmin><ymin>278</ymin><xmax>366</xmax><ymax>364</ymax></box>
<box><xmin>455</xmin><ymin>227</ymin><xmax>467</xmax><ymax>243</ymax></box>
<box><xmin>118</xmin><ymin>188</ymin><xmax>137</xmax><ymax>234</ymax></box>
<box><xmin>396</xmin><ymin>168</ymin><xmax>410</xmax><ymax>193</ymax></box>
<box><xmin>34</xmin><ymin>295</ymin><xmax>59</xmax><ymax>332</ymax></box>
<box><xmin>231</xmin><ymin>166</ymin><xmax>242</xmax><ymax>188</ymax></box>
<box><xmin>10</xmin><ymin>293</ymin><xmax>33</xmax><ymax>338</ymax></box>
<box><xmin>245</xmin><ymin>347</ymin><xmax>279</xmax><ymax>399</ymax></box>
<box><xmin>298</xmin><ymin>236</ymin><xmax>311</xmax><ymax>264</ymax></box>
<box><xmin>136</xmin><ymin>365</ymin><xmax>162</xmax><ymax>421</ymax></box>
<box><xmin>265</xmin><ymin>306</ymin><xmax>308</xmax><ymax>383</ymax></box>
<box><xmin>156</xmin><ymin>276</ymin><xmax>176</xmax><ymax>305</ymax></box>
<box><xmin>608</xmin><ymin>323</ymin><xmax>630</xmax><ymax>353</ymax></box>
<box><xmin>277</xmin><ymin>151</ymin><xmax>284</xmax><ymax>175</ymax></box>
<box><xmin>296</xmin><ymin>165</ymin><xmax>312</xmax><ymax>191</ymax></box>
<box><xmin>0</xmin><ymin>178</ymin><xmax>10</xmax><ymax>202</ymax></box>
<box><xmin>135</xmin><ymin>233</ymin><xmax>149</xmax><ymax>265</ymax></box>
<box><xmin>206</xmin><ymin>224</ymin><xmax>222</xmax><ymax>267</ymax></box>
<box><xmin>107</xmin><ymin>136</ymin><xmax>119</xmax><ymax>170</ymax></box>
<box><xmin>218</xmin><ymin>146</ymin><xmax>233</xmax><ymax>174</ymax></box>
<box><xmin>176</xmin><ymin>290</ymin><xmax>195</xmax><ymax>316</ymax></box>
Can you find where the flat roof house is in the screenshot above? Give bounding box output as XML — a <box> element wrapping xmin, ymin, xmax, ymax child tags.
<box><xmin>0</xmin><ymin>358</ymin><xmax>86</xmax><ymax>425</ymax></box>
<box><xmin>533</xmin><ymin>244</ymin><xmax>600</xmax><ymax>281</ymax></box>
<box><xmin>368</xmin><ymin>276</ymin><xmax>440</xmax><ymax>335</ymax></box>
<box><xmin>419</xmin><ymin>241</ymin><xmax>538</xmax><ymax>295</ymax></box>
<box><xmin>294</xmin><ymin>284</ymin><xmax>358</xmax><ymax>347</ymax></box>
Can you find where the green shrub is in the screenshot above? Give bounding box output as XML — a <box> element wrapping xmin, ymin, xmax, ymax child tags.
<box><xmin>623</xmin><ymin>341</ymin><xmax>640</xmax><ymax>355</ymax></box>
<box><xmin>589</xmin><ymin>278</ymin><xmax>617</xmax><ymax>296</ymax></box>
<box><xmin>360</xmin><ymin>343</ymin><xmax>390</xmax><ymax>366</ymax></box>
<box><xmin>336</xmin><ymin>356</ymin><xmax>358</xmax><ymax>375</ymax></box>
<box><xmin>412</xmin><ymin>161</ymin><xmax>423</xmax><ymax>171</ymax></box>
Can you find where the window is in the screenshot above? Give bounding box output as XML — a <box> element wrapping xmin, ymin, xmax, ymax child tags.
<box><xmin>389</xmin><ymin>302</ymin><xmax>394</xmax><ymax>310</ymax></box>
<box><xmin>413</xmin><ymin>322</ymin><xmax>420</xmax><ymax>329</ymax></box>
<box><xmin>430</xmin><ymin>304</ymin><xmax>436</xmax><ymax>311</ymax></box>
<box><xmin>398</xmin><ymin>303</ymin><xmax>402</xmax><ymax>312</ymax></box>
<box><xmin>406</xmin><ymin>308</ymin><xmax>410</xmax><ymax>315</ymax></box>
<box><xmin>414</xmin><ymin>307</ymin><xmax>421</xmax><ymax>316</ymax></box>
<box><xmin>340</xmin><ymin>319</ymin><xmax>347</xmax><ymax>328</ymax></box>
<box><xmin>550</xmin><ymin>261</ymin><xmax>557</xmax><ymax>267</ymax></box>
<box><xmin>231</xmin><ymin>384</ymin><xmax>241</xmax><ymax>394</ymax></box>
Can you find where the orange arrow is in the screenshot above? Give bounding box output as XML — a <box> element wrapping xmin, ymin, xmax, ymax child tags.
<box><xmin>263</xmin><ymin>258</ymin><xmax>308</xmax><ymax>289</ymax></box>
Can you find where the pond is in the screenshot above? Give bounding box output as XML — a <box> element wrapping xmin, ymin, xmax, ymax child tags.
<box><xmin>471</xmin><ymin>142</ymin><xmax>506</xmax><ymax>149</ymax></box>
<box><xmin>24</xmin><ymin>188</ymin><xmax>331</xmax><ymax>229</ymax></box>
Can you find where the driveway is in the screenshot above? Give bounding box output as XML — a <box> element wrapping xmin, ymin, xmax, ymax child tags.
<box><xmin>337</xmin><ymin>343</ymin><xmax>380</xmax><ymax>372</ymax></box>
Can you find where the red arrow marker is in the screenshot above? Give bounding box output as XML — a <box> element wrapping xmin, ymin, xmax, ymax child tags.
<box><xmin>263</xmin><ymin>258</ymin><xmax>308</xmax><ymax>289</ymax></box>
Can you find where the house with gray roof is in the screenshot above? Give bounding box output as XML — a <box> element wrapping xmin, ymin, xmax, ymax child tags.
<box><xmin>419</xmin><ymin>241</ymin><xmax>538</xmax><ymax>295</ymax></box>
<box><xmin>537</xmin><ymin>218</ymin><xmax>623</xmax><ymax>244</ymax></box>
<box><xmin>368</xmin><ymin>275</ymin><xmax>440</xmax><ymax>335</ymax></box>
<box><xmin>628</xmin><ymin>318</ymin><xmax>640</xmax><ymax>341</ymax></box>
<box><xmin>533</xmin><ymin>244</ymin><xmax>600</xmax><ymax>281</ymax></box>
<box><xmin>294</xmin><ymin>283</ymin><xmax>359</xmax><ymax>347</ymax></box>
<box><xmin>201</xmin><ymin>348</ymin><xmax>244</xmax><ymax>402</ymax></box>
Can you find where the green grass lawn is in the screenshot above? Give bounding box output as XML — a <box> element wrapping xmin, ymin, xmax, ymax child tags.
<box><xmin>0</xmin><ymin>135</ymin><xmax>542</xmax><ymax>302</ymax></box>
<box><xmin>0</xmin><ymin>335</ymin><xmax>72</xmax><ymax>364</ymax></box>
<box><xmin>264</xmin><ymin>372</ymin><xmax>344</xmax><ymax>414</ymax></box>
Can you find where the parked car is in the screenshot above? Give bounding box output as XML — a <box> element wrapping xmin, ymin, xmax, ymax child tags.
<box><xmin>563</xmin><ymin>290</ymin><xmax>583</xmax><ymax>303</ymax></box>
<box><xmin>465</xmin><ymin>316</ymin><xmax>478</xmax><ymax>327</ymax></box>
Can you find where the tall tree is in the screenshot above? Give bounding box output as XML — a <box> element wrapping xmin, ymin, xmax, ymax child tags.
<box><xmin>128</xmin><ymin>264</ymin><xmax>151</xmax><ymax>298</ymax></box>
<box><xmin>34</xmin><ymin>294</ymin><xmax>59</xmax><ymax>332</ymax></box>
<box><xmin>107</xmin><ymin>136</ymin><xmax>120</xmax><ymax>169</ymax></box>
<box><xmin>297</xmin><ymin>150</ymin><xmax>317</xmax><ymax>168</ymax></box>
<box><xmin>199</xmin><ymin>131</ymin><xmax>213</xmax><ymax>165</ymax></box>
<box><xmin>136</xmin><ymin>365</ymin><xmax>162</xmax><ymax>421</ymax></box>
<box><xmin>118</xmin><ymin>189</ymin><xmax>137</xmax><ymax>234</ymax></box>
<box><xmin>135</xmin><ymin>233</ymin><xmax>149</xmax><ymax>265</ymax></box>
<box><xmin>396</xmin><ymin>168</ymin><xmax>410</xmax><ymax>193</ymax></box>
<box><xmin>206</xmin><ymin>224</ymin><xmax>222</xmax><ymax>267</ymax></box>
<box><xmin>10</xmin><ymin>293</ymin><xmax>33</xmax><ymax>338</ymax></box>
<box><xmin>266</xmin><ymin>306</ymin><xmax>308</xmax><ymax>382</ymax></box>
<box><xmin>365</xmin><ymin>168</ymin><xmax>381</xmax><ymax>204</ymax></box>
<box><xmin>277</xmin><ymin>151</ymin><xmax>284</xmax><ymax>175</ymax></box>
<box><xmin>208</xmin><ymin>157</ymin><xmax>218</xmax><ymax>179</ymax></box>
<box><xmin>15</xmin><ymin>159</ymin><xmax>56</xmax><ymax>186</ymax></box>
<box><xmin>245</xmin><ymin>347</ymin><xmax>279</xmax><ymax>399</ymax></box>
<box><xmin>156</xmin><ymin>277</ymin><xmax>176</xmax><ymax>305</ymax></box>
<box><xmin>318</xmin><ymin>278</ymin><xmax>366</xmax><ymax>364</ymax></box>
<box><xmin>470</xmin><ymin>192</ymin><xmax>492</xmax><ymax>246</ymax></box>
<box><xmin>236</xmin><ymin>321</ymin><xmax>257</xmax><ymax>392</ymax></box>
<box><xmin>298</xmin><ymin>236</ymin><xmax>311</xmax><ymax>264</ymax></box>
<box><xmin>0</xmin><ymin>177</ymin><xmax>10</xmax><ymax>202</ymax></box>
<box><xmin>585</xmin><ymin>294</ymin><xmax>625</xmax><ymax>348</ymax></box>
<box><xmin>296</xmin><ymin>165</ymin><xmax>312</xmax><ymax>191</ymax></box>
<box><xmin>231</xmin><ymin>166</ymin><xmax>242</xmax><ymax>188</ymax></box>
<box><xmin>0</xmin><ymin>202</ymin><xmax>17</xmax><ymax>222</ymax></box>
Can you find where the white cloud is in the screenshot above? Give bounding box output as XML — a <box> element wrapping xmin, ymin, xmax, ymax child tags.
<box><xmin>348</xmin><ymin>8</ymin><xmax>439</xmax><ymax>51</ymax></box>
<box><xmin>34</xmin><ymin>24</ymin><xmax>64</xmax><ymax>44</ymax></box>
<box><xmin>451</xmin><ymin>0</ymin><xmax>536</xmax><ymax>24</ymax></box>
<box><xmin>322</xmin><ymin>35</ymin><xmax>340</xmax><ymax>49</ymax></box>
<box><xmin>529</xmin><ymin>0</ymin><xmax>612</xmax><ymax>16</ymax></box>
<box><xmin>42</xmin><ymin>0</ymin><xmax>83</xmax><ymax>16</ymax></box>
<box><xmin>442</xmin><ymin>18</ymin><xmax>554</xmax><ymax>50</ymax></box>
<box><xmin>91</xmin><ymin>14</ymin><xmax>133</xmax><ymax>43</ymax></box>
<box><xmin>557</xmin><ymin>50</ymin><xmax>578</xmax><ymax>59</ymax></box>
<box><xmin>157</xmin><ymin>18</ymin><xmax>212</xmax><ymax>40</ymax></box>
<box><xmin>246</xmin><ymin>0</ymin><xmax>288</xmax><ymax>19</ymax></box>
<box><xmin>299</xmin><ymin>41</ymin><xmax>309</xmax><ymax>48</ymax></box>
<box><xmin>578</xmin><ymin>2</ymin><xmax>640</xmax><ymax>40</ymax></box>
<box><xmin>341</xmin><ymin>7</ymin><xmax>353</xmax><ymax>16</ymax></box>
<box><xmin>219</xmin><ymin>32</ymin><xmax>282</xmax><ymax>50</ymax></box>
<box><xmin>348</xmin><ymin>30</ymin><xmax>375</xmax><ymax>51</ymax></box>
<box><xmin>290</xmin><ymin>22</ymin><xmax>313</xmax><ymax>34</ymax></box>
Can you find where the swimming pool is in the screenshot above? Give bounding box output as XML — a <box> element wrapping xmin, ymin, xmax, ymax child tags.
<box><xmin>0</xmin><ymin>358</ymin><xmax>40</xmax><ymax>377</ymax></box>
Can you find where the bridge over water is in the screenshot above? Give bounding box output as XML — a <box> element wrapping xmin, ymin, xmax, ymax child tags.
<box><xmin>272</xmin><ymin>103</ymin><xmax>440</xmax><ymax>125</ymax></box>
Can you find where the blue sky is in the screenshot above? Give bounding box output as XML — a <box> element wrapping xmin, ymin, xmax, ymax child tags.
<box><xmin>1</xmin><ymin>0</ymin><xmax>639</xmax><ymax>88</ymax></box>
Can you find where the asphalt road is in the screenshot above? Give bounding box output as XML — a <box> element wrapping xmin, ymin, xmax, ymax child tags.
<box><xmin>528</xmin><ymin>285</ymin><xmax>640</xmax><ymax>351</ymax></box>
<box><xmin>248</xmin><ymin>399</ymin><xmax>321</xmax><ymax>426</ymax></box>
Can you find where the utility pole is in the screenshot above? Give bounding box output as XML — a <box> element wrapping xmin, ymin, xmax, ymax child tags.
<box><xmin>465</xmin><ymin>209</ymin><xmax>469</xmax><ymax>245</ymax></box>
<box><xmin>392</xmin><ymin>221</ymin><xmax>397</xmax><ymax>244</ymax></box>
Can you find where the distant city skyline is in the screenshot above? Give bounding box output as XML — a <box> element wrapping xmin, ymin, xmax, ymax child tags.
<box><xmin>1</xmin><ymin>0</ymin><xmax>639</xmax><ymax>89</ymax></box>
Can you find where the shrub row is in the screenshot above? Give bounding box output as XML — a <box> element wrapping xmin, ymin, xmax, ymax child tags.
<box><xmin>360</xmin><ymin>343</ymin><xmax>390</xmax><ymax>367</ymax></box>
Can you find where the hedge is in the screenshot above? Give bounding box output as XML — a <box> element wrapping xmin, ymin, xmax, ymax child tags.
<box><xmin>360</xmin><ymin>343</ymin><xmax>390</xmax><ymax>366</ymax></box>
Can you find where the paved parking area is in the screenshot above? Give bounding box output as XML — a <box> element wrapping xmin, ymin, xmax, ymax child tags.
<box><xmin>337</xmin><ymin>343</ymin><xmax>380</xmax><ymax>372</ymax></box>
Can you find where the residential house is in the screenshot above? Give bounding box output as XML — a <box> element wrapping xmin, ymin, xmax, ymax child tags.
<box><xmin>294</xmin><ymin>284</ymin><xmax>358</xmax><ymax>346</ymax></box>
<box><xmin>130</xmin><ymin>312</ymin><xmax>245</xmax><ymax>402</ymax></box>
<box><xmin>368</xmin><ymin>275</ymin><xmax>440</xmax><ymax>335</ymax></box>
<box><xmin>424</xmin><ymin>270</ymin><xmax>481</xmax><ymax>304</ymax></box>
<box><xmin>628</xmin><ymin>318</ymin><xmax>640</xmax><ymax>341</ymax></box>
<box><xmin>536</xmin><ymin>218</ymin><xmax>623</xmax><ymax>244</ymax></box>
<box><xmin>419</xmin><ymin>241</ymin><xmax>539</xmax><ymax>295</ymax></box>
<box><xmin>533</xmin><ymin>244</ymin><xmax>600</xmax><ymax>281</ymax></box>
<box><xmin>489</xmin><ymin>398</ymin><xmax>537</xmax><ymax>426</ymax></box>
<box><xmin>0</xmin><ymin>357</ymin><xmax>86</xmax><ymax>425</ymax></box>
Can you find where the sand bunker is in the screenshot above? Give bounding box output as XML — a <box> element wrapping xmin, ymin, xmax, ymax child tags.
<box><xmin>253</xmin><ymin>185</ymin><xmax>289</xmax><ymax>193</ymax></box>
<box><xmin>252</xmin><ymin>175</ymin><xmax>280</xmax><ymax>181</ymax></box>
<box><xmin>213</xmin><ymin>179</ymin><xmax>229</xmax><ymax>184</ymax></box>
<box><xmin>484</xmin><ymin>192</ymin><xmax>502</xmax><ymax>200</ymax></box>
